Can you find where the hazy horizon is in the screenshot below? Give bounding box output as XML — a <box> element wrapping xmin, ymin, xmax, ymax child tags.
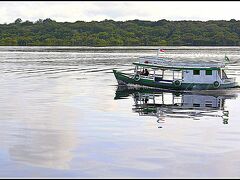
<box><xmin>0</xmin><ymin>1</ymin><xmax>239</xmax><ymax>24</ymax></box>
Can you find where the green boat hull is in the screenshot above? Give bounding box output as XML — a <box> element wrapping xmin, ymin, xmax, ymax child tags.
<box><xmin>113</xmin><ymin>69</ymin><xmax>238</xmax><ymax>91</ymax></box>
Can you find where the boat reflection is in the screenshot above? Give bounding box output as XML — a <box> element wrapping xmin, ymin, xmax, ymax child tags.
<box><xmin>115</xmin><ymin>85</ymin><xmax>238</xmax><ymax>127</ymax></box>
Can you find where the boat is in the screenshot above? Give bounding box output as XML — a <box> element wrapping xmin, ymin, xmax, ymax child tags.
<box><xmin>113</xmin><ymin>49</ymin><xmax>238</xmax><ymax>91</ymax></box>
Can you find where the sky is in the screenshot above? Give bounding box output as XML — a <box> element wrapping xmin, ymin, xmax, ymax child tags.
<box><xmin>0</xmin><ymin>1</ymin><xmax>240</xmax><ymax>23</ymax></box>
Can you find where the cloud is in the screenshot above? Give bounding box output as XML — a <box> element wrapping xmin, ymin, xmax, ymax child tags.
<box><xmin>0</xmin><ymin>1</ymin><xmax>239</xmax><ymax>23</ymax></box>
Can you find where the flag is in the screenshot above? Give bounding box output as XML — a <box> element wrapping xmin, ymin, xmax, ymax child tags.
<box><xmin>157</xmin><ymin>49</ymin><xmax>166</xmax><ymax>59</ymax></box>
<box><xmin>225</xmin><ymin>55</ymin><xmax>230</xmax><ymax>62</ymax></box>
<box><xmin>160</xmin><ymin>49</ymin><xmax>165</xmax><ymax>52</ymax></box>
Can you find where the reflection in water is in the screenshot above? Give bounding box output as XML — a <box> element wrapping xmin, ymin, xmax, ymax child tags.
<box><xmin>0</xmin><ymin>77</ymin><xmax>79</xmax><ymax>170</ymax></box>
<box><xmin>8</xmin><ymin>129</ymin><xmax>76</xmax><ymax>170</ymax></box>
<box><xmin>115</xmin><ymin>85</ymin><xmax>238</xmax><ymax>128</ymax></box>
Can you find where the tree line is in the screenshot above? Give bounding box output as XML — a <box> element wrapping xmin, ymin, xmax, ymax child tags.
<box><xmin>0</xmin><ymin>18</ymin><xmax>240</xmax><ymax>46</ymax></box>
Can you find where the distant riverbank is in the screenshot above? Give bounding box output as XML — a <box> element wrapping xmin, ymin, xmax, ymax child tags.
<box><xmin>1</xmin><ymin>19</ymin><xmax>240</xmax><ymax>46</ymax></box>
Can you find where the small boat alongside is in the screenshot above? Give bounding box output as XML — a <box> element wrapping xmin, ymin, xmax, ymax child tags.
<box><xmin>113</xmin><ymin>49</ymin><xmax>238</xmax><ymax>91</ymax></box>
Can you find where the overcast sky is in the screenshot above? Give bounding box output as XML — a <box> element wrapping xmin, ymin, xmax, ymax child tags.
<box><xmin>0</xmin><ymin>1</ymin><xmax>240</xmax><ymax>23</ymax></box>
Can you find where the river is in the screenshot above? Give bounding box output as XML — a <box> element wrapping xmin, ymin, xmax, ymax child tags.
<box><xmin>0</xmin><ymin>46</ymin><xmax>240</xmax><ymax>178</ymax></box>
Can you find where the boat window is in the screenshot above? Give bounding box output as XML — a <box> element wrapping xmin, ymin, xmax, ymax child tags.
<box><xmin>193</xmin><ymin>103</ymin><xmax>200</xmax><ymax>107</ymax></box>
<box><xmin>205</xmin><ymin>103</ymin><xmax>213</xmax><ymax>107</ymax></box>
<box><xmin>193</xmin><ymin>70</ymin><xmax>200</xmax><ymax>75</ymax></box>
<box><xmin>206</xmin><ymin>70</ymin><xmax>212</xmax><ymax>75</ymax></box>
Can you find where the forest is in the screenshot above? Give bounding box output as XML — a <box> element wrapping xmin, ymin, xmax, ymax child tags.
<box><xmin>0</xmin><ymin>18</ymin><xmax>240</xmax><ymax>46</ymax></box>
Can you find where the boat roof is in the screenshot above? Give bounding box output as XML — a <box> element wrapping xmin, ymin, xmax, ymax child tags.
<box><xmin>133</xmin><ymin>56</ymin><xmax>226</xmax><ymax>70</ymax></box>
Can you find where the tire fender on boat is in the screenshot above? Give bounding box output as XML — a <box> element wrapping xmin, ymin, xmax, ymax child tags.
<box><xmin>173</xmin><ymin>80</ymin><xmax>181</xmax><ymax>86</ymax></box>
<box><xmin>213</xmin><ymin>81</ymin><xmax>220</xmax><ymax>88</ymax></box>
<box><xmin>133</xmin><ymin>74</ymin><xmax>141</xmax><ymax>81</ymax></box>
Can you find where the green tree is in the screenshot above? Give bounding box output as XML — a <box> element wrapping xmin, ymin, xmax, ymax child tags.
<box><xmin>0</xmin><ymin>19</ymin><xmax>239</xmax><ymax>46</ymax></box>
<box><xmin>14</xmin><ymin>18</ymin><xmax>22</xmax><ymax>24</ymax></box>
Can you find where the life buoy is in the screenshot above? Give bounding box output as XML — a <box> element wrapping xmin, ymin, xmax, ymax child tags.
<box><xmin>213</xmin><ymin>81</ymin><xmax>220</xmax><ymax>88</ymax></box>
<box><xmin>173</xmin><ymin>80</ymin><xmax>181</xmax><ymax>87</ymax></box>
<box><xmin>133</xmin><ymin>74</ymin><xmax>141</xmax><ymax>81</ymax></box>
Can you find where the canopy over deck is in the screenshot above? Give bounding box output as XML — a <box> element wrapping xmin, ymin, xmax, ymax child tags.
<box><xmin>134</xmin><ymin>56</ymin><xmax>226</xmax><ymax>70</ymax></box>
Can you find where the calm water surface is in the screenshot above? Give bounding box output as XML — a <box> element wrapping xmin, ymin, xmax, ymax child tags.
<box><xmin>1</xmin><ymin>46</ymin><xmax>240</xmax><ymax>178</ymax></box>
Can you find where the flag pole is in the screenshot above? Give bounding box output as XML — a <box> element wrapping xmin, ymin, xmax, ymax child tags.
<box><xmin>157</xmin><ymin>48</ymin><xmax>160</xmax><ymax>58</ymax></box>
<box><xmin>224</xmin><ymin>53</ymin><xmax>230</xmax><ymax>64</ymax></box>
<box><xmin>223</xmin><ymin>53</ymin><xmax>226</xmax><ymax>65</ymax></box>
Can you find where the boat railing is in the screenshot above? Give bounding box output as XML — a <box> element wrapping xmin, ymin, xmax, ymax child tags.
<box><xmin>121</xmin><ymin>71</ymin><xmax>158</xmax><ymax>81</ymax></box>
<box><xmin>140</xmin><ymin>74</ymin><xmax>155</xmax><ymax>81</ymax></box>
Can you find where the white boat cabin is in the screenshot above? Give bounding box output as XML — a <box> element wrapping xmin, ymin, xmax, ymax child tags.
<box><xmin>181</xmin><ymin>68</ymin><xmax>227</xmax><ymax>84</ymax></box>
<box><xmin>133</xmin><ymin>55</ymin><xmax>234</xmax><ymax>85</ymax></box>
